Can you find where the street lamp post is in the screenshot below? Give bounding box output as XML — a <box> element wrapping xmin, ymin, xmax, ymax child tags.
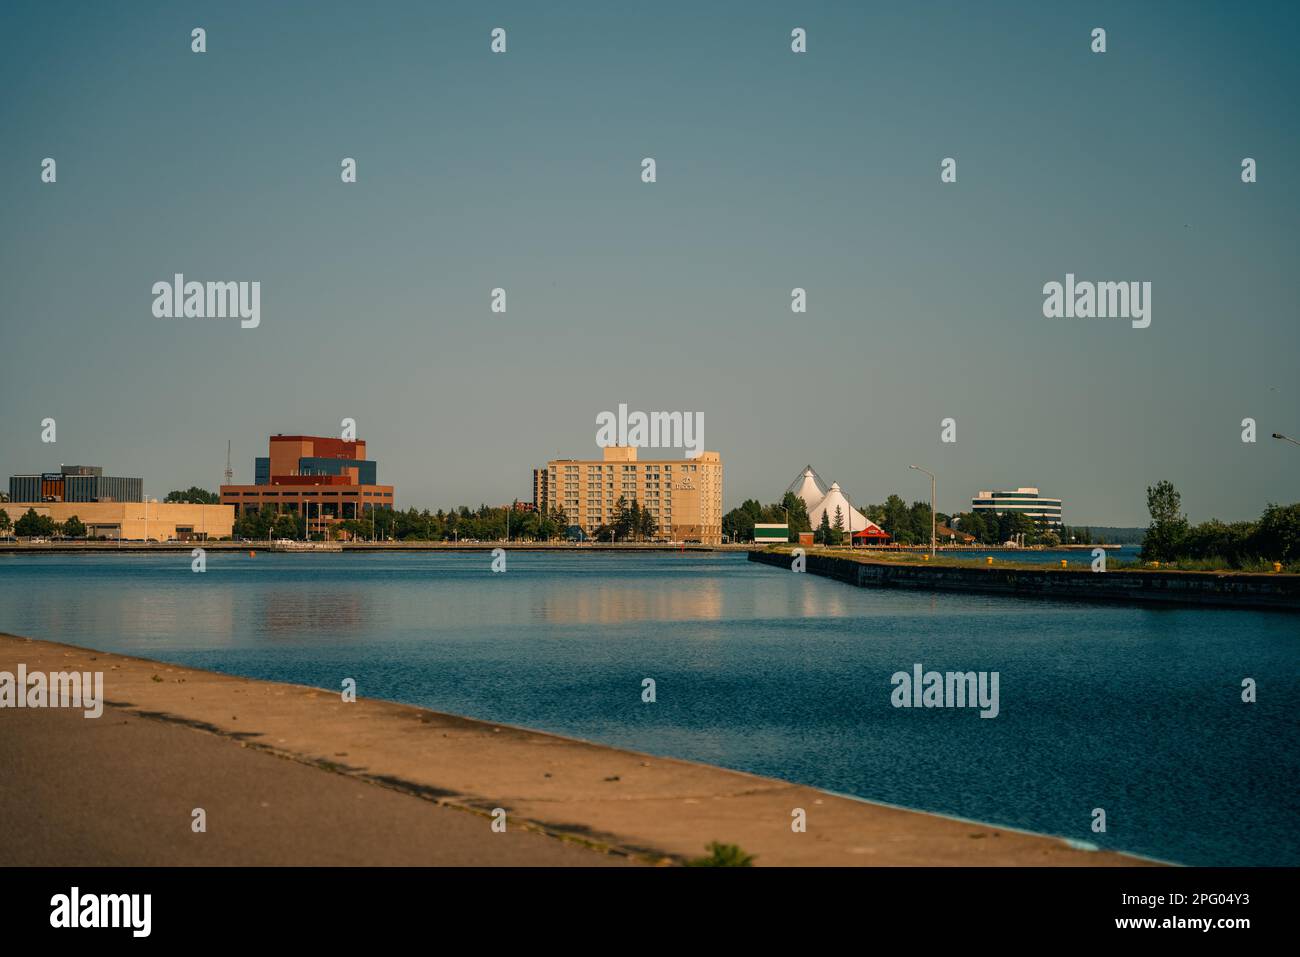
<box><xmin>909</xmin><ymin>465</ymin><xmax>936</xmax><ymax>558</ymax></box>
<box><xmin>1273</xmin><ymin>432</ymin><xmax>1300</xmax><ymax>447</ymax></box>
<box><xmin>841</xmin><ymin>491</ymin><xmax>856</xmax><ymax>549</ymax></box>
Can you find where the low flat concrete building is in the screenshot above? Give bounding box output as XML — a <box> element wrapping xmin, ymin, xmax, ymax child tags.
<box><xmin>2</xmin><ymin>502</ymin><xmax>233</xmax><ymax>541</ymax></box>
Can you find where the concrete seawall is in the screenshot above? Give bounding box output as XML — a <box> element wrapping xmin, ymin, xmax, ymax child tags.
<box><xmin>748</xmin><ymin>549</ymin><xmax>1300</xmax><ymax>612</ymax></box>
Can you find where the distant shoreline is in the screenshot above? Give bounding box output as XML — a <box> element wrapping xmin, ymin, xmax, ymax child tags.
<box><xmin>0</xmin><ymin>540</ymin><xmax>736</xmax><ymax>553</ymax></box>
<box><xmin>0</xmin><ymin>540</ymin><xmax>1128</xmax><ymax>554</ymax></box>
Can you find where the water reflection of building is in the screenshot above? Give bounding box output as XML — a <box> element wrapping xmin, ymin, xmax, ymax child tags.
<box><xmin>536</xmin><ymin>578</ymin><xmax>726</xmax><ymax>625</ymax></box>
<box><xmin>257</xmin><ymin>588</ymin><xmax>371</xmax><ymax>637</ymax></box>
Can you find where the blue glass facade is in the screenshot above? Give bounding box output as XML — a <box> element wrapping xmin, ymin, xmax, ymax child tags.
<box><xmin>64</xmin><ymin>475</ymin><xmax>142</xmax><ymax>502</ymax></box>
<box><xmin>298</xmin><ymin>456</ymin><xmax>377</xmax><ymax>486</ymax></box>
<box><xmin>8</xmin><ymin>475</ymin><xmax>40</xmax><ymax>502</ymax></box>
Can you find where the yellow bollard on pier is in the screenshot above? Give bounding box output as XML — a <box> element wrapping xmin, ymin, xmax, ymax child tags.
<box><xmin>1274</xmin><ymin>562</ymin><xmax>1283</xmax><ymax>573</ymax></box>
<box><xmin>1060</xmin><ymin>559</ymin><xmax>1067</xmax><ymax>567</ymax></box>
<box><xmin>986</xmin><ymin>556</ymin><xmax>993</xmax><ymax>565</ymax></box>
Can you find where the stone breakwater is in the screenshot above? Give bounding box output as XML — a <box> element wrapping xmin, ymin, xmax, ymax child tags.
<box><xmin>748</xmin><ymin>550</ymin><xmax>1300</xmax><ymax>612</ymax></box>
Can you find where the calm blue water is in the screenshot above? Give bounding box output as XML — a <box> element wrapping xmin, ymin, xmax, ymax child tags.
<box><xmin>1</xmin><ymin>550</ymin><xmax>1295</xmax><ymax>866</ymax></box>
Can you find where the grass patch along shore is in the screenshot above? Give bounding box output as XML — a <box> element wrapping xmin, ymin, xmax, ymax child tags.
<box><xmin>765</xmin><ymin>545</ymin><xmax>1300</xmax><ymax>575</ymax></box>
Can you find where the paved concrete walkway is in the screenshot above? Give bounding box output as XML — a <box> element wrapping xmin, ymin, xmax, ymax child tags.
<box><xmin>0</xmin><ymin>704</ymin><xmax>630</xmax><ymax>866</ymax></box>
<box><xmin>0</xmin><ymin>633</ymin><xmax>1154</xmax><ymax>866</ymax></box>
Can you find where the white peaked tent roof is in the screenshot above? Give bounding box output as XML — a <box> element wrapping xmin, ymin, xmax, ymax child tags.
<box><xmin>792</xmin><ymin>468</ymin><xmax>827</xmax><ymax>512</ymax></box>
<box><xmin>808</xmin><ymin>482</ymin><xmax>882</xmax><ymax>534</ymax></box>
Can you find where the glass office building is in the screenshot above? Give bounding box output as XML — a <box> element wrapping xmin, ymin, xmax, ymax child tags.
<box><xmin>971</xmin><ymin>487</ymin><xmax>1063</xmax><ymax>527</ymax></box>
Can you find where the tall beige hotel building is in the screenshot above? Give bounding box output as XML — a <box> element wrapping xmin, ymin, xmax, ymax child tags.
<box><xmin>534</xmin><ymin>447</ymin><xmax>723</xmax><ymax>544</ymax></box>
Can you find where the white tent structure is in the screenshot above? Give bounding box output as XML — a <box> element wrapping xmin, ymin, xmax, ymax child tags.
<box><xmin>807</xmin><ymin>482</ymin><xmax>885</xmax><ymax>538</ymax></box>
<box><xmin>789</xmin><ymin>467</ymin><xmax>828</xmax><ymax>513</ymax></box>
<box><xmin>784</xmin><ymin>465</ymin><xmax>889</xmax><ymax>542</ymax></box>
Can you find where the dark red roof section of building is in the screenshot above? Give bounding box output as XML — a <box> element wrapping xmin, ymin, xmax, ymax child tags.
<box><xmin>269</xmin><ymin>435</ymin><xmax>364</xmax><ymax>459</ymax></box>
<box><xmin>269</xmin><ymin>474</ymin><xmax>354</xmax><ymax>486</ymax></box>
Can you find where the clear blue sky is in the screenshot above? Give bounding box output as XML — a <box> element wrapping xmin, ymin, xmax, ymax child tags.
<box><xmin>2</xmin><ymin>1</ymin><xmax>1296</xmax><ymax>524</ymax></box>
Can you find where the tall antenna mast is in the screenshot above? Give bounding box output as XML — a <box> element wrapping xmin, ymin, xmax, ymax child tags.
<box><xmin>224</xmin><ymin>440</ymin><xmax>233</xmax><ymax>485</ymax></box>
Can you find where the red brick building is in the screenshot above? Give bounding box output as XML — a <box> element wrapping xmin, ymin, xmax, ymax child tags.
<box><xmin>220</xmin><ymin>434</ymin><xmax>394</xmax><ymax>533</ymax></box>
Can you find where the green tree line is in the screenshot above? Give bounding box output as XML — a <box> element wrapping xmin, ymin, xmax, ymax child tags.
<box><xmin>723</xmin><ymin>489</ymin><xmax>1090</xmax><ymax>546</ymax></box>
<box><xmin>2</xmin><ymin>507</ymin><xmax>87</xmax><ymax>539</ymax></box>
<box><xmin>588</xmin><ymin>496</ymin><xmax>666</xmax><ymax>542</ymax></box>
<box><xmin>722</xmin><ymin>492</ymin><xmax>812</xmax><ymax>542</ymax></box>
<box><xmin>1140</xmin><ymin>480</ymin><xmax>1299</xmax><ymax>568</ymax></box>
<box><xmin>164</xmin><ymin>487</ymin><xmax>220</xmax><ymax>504</ymax></box>
<box><xmin>233</xmin><ymin>501</ymin><xmax>573</xmax><ymax>542</ymax></box>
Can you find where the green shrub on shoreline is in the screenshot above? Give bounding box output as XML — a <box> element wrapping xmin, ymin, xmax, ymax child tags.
<box><xmin>1139</xmin><ymin>483</ymin><xmax>1299</xmax><ymax>570</ymax></box>
<box><xmin>685</xmin><ymin>842</ymin><xmax>755</xmax><ymax>867</ymax></box>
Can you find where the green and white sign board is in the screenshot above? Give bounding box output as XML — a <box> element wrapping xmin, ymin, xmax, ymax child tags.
<box><xmin>754</xmin><ymin>523</ymin><xmax>789</xmax><ymax>544</ymax></box>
